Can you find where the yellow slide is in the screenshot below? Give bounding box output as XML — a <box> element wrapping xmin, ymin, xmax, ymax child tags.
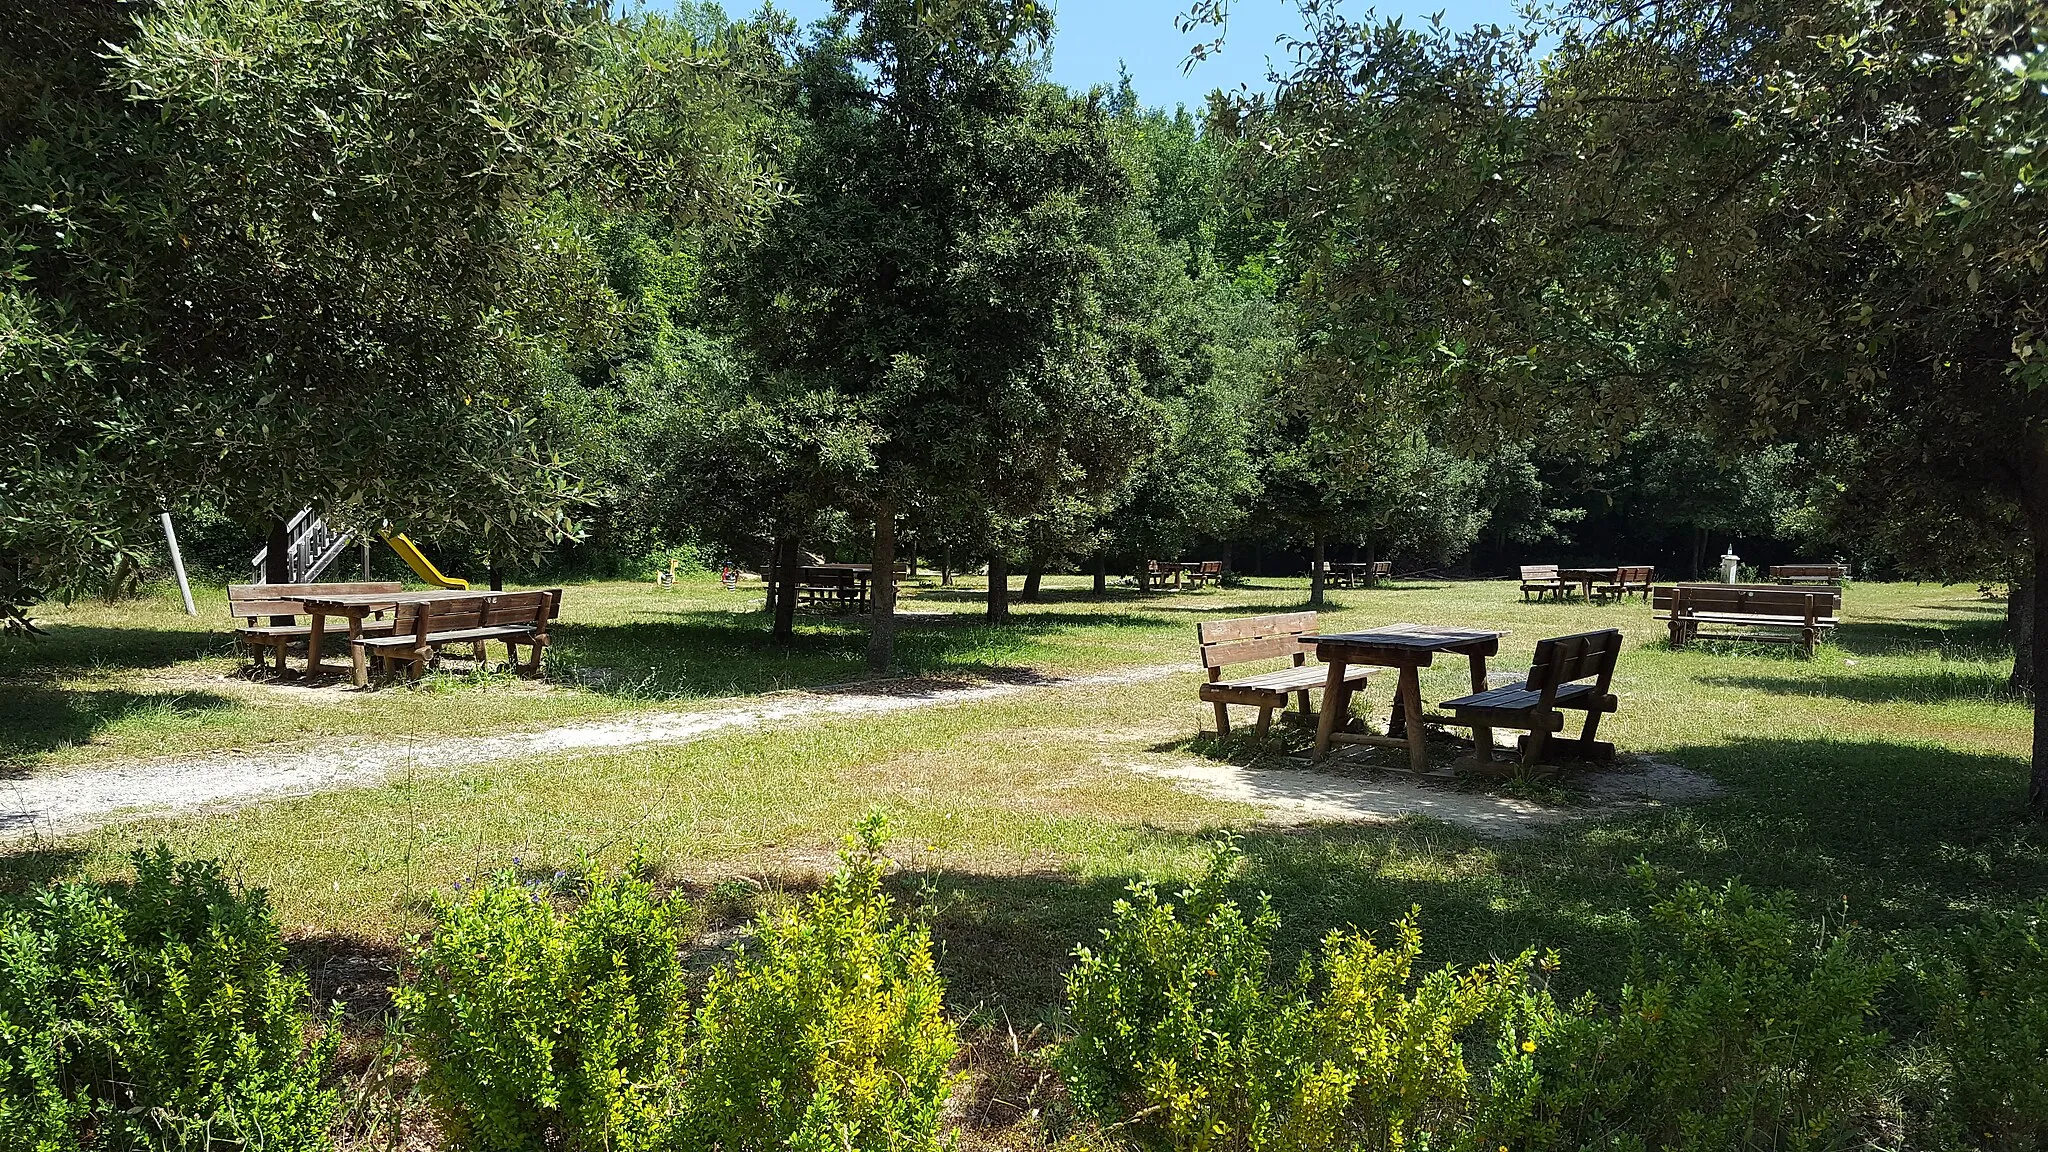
<box><xmin>380</xmin><ymin>532</ymin><xmax>470</xmax><ymax>589</ymax></box>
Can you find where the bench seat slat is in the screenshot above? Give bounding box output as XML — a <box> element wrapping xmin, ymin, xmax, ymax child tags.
<box><xmin>359</xmin><ymin>625</ymin><xmax>536</xmax><ymax>649</ymax></box>
<box><xmin>1210</xmin><ymin>664</ymin><xmax>1369</xmax><ymax>693</ymax></box>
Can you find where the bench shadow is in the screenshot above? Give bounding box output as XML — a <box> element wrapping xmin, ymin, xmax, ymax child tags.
<box><xmin>0</xmin><ymin>685</ymin><xmax>241</xmax><ymax>777</ymax></box>
<box><xmin>1830</xmin><ymin>617</ymin><xmax>2008</xmax><ymax>658</ymax></box>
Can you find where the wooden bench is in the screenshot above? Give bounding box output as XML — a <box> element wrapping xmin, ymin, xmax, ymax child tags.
<box><xmin>1197</xmin><ymin>612</ymin><xmax>1371</xmax><ymax>739</ymax></box>
<box><xmin>1442</xmin><ymin>628</ymin><xmax>1623</xmax><ymax>772</ymax></box>
<box><xmin>1185</xmin><ymin>560</ymin><xmax>1224</xmax><ymax>589</ymax></box>
<box><xmin>228</xmin><ymin>582</ymin><xmax>401</xmax><ymax>671</ymax></box>
<box><xmin>796</xmin><ymin>566</ymin><xmax>868</xmax><ymax>611</ymax></box>
<box><xmin>356</xmin><ymin>590</ymin><xmax>561</xmax><ymax>681</ymax></box>
<box><xmin>1653</xmin><ymin>584</ymin><xmax>1840</xmax><ymax>657</ymax></box>
<box><xmin>1520</xmin><ymin>565</ymin><xmax>1570</xmax><ymax>601</ymax></box>
<box><xmin>1771</xmin><ymin>563</ymin><xmax>1849</xmax><ymax>586</ymax></box>
<box><xmin>1594</xmin><ymin>565</ymin><xmax>1655</xmax><ymax>604</ymax></box>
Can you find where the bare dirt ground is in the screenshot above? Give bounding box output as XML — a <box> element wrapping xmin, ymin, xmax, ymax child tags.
<box><xmin>2</xmin><ymin>663</ymin><xmax>1721</xmax><ymax>841</ymax></box>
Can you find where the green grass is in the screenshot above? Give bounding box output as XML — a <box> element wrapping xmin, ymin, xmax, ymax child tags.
<box><xmin>2</xmin><ymin>575</ymin><xmax>2039</xmax><ymax>1023</ymax></box>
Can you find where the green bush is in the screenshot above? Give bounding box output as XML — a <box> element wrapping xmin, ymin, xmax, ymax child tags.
<box><xmin>686</xmin><ymin>815</ymin><xmax>959</xmax><ymax>1152</ymax></box>
<box><xmin>398</xmin><ymin>857</ymin><xmax>691</xmax><ymax>1152</ymax></box>
<box><xmin>0</xmin><ymin>846</ymin><xmax>339</xmax><ymax>1152</ymax></box>
<box><xmin>1520</xmin><ymin>877</ymin><xmax>1892</xmax><ymax>1151</ymax></box>
<box><xmin>1912</xmin><ymin>901</ymin><xmax>2048</xmax><ymax>1151</ymax></box>
<box><xmin>1061</xmin><ymin>847</ymin><xmax>1899</xmax><ymax>1152</ymax></box>
<box><xmin>1059</xmin><ymin>839</ymin><xmax>1546</xmax><ymax>1151</ymax></box>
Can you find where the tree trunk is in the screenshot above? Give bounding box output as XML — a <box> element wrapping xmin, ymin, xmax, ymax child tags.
<box><xmin>2011</xmin><ymin>574</ymin><xmax>2033</xmax><ymax>695</ymax></box>
<box><xmin>488</xmin><ymin>564</ymin><xmax>504</xmax><ymax>592</ymax></box>
<box><xmin>866</xmin><ymin>501</ymin><xmax>897</xmax><ymax>672</ymax></box>
<box><xmin>265</xmin><ymin>516</ymin><xmax>292</xmax><ymax>625</ymax></box>
<box><xmin>986</xmin><ymin>551</ymin><xmax>1010</xmax><ymax>623</ymax></box>
<box><xmin>771</xmin><ymin>535</ymin><xmax>798</xmax><ymax>645</ymax></box>
<box><xmin>1310</xmin><ymin>533</ymin><xmax>1326</xmax><ymax>607</ymax></box>
<box><xmin>1021</xmin><ymin>551</ymin><xmax>1046</xmax><ymax>602</ymax></box>
<box><xmin>2029</xmin><ymin>521</ymin><xmax>2048</xmax><ymax>817</ymax></box>
<box><xmin>1092</xmin><ymin>552</ymin><xmax>1108</xmax><ymax>597</ymax></box>
<box><xmin>942</xmin><ymin>546</ymin><xmax>953</xmax><ymax>587</ymax></box>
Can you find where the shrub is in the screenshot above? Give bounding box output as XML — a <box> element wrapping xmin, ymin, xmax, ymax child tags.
<box><xmin>1059</xmin><ymin>839</ymin><xmax>1547</xmax><ymax>1151</ymax></box>
<box><xmin>1912</xmin><ymin>901</ymin><xmax>2048</xmax><ymax>1151</ymax></box>
<box><xmin>1522</xmin><ymin>877</ymin><xmax>1893</xmax><ymax>1151</ymax></box>
<box><xmin>686</xmin><ymin>815</ymin><xmax>959</xmax><ymax>1152</ymax></box>
<box><xmin>398</xmin><ymin>857</ymin><xmax>691</xmax><ymax>1152</ymax></box>
<box><xmin>0</xmin><ymin>846</ymin><xmax>339</xmax><ymax>1152</ymax></box>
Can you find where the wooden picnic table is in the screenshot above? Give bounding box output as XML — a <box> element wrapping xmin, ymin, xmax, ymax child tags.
<box><xmin>1557</xmin><ymin>568</ymin><xmax>1617</xmax><ymax>601</ymax></box>
<box><xmin>290</xmin><ymin>589</ymin><xmax>502</xmax><ymax>687</ymax></box>
<box><xmin>1308</xmin><ymin>623</ymin><xmax>1507</xmax><ymax>772</ymax></box>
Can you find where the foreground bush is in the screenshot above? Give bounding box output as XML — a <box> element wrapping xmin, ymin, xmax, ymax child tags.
<box><xmin>686</xmin><ymin>816</ymin><xmax>959</xmax><ymax>1152</ymax></box>
<box><xmin>1061</xmin><ymin>843</ymin><xmax>1897</xmax><ymax>1151</ymax></box>
<box><xmin>399</xmin><ymin>858</ymin><xmax>692</xmax><ymax>1152</ymax></box>
<box><xmin>0</xmin><ymin>847</ymin><xmax>338</xmax><ymax>1152</ymax></box>
<box><xmin>1910</xmin><ymin>901</ymin><xmax>2048</xmax><ymax>1151</ymax></box>
<box><xmin>401</xmin><ymin>819</ymin><xmax>956</xmax><ymax>1152</ymax></box>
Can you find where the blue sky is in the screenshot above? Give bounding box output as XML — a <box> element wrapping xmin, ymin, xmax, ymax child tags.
<box><xmin>676</xmin><ymin>1</ymin><xmax>1527</xmax><ymax>111</ymax></box>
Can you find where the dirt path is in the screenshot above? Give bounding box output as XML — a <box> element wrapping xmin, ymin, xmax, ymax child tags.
<box><xmin>2</xmin><ymin>662</ymin><xmax>1722</xmax><ymax>842</ymax></box>
<box><xmin>0</xmin><ymin>667</ymin><xmax>1187</xmax><ymax>840</ymax></box>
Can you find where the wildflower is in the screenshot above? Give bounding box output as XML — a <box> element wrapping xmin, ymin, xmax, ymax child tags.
<box><xmin>1521</xmin><ymin>1039</ymin><xmax>1536</xmax><ymax>1052</ymax></box>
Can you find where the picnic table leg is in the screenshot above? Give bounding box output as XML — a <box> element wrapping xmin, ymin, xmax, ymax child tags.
<box><xmin>1466</xmin><ymin>653</ymin><xmax>1494</xmax><ymax>762</ymax></box>
<box><xmin>1398</xmin><ymin>665</ymin><xmax>1428</xmax><ymax>772</ymax></box>
<box><xmin>348</xmin><ymin>611</ymin><xmax>370</xmax><ymax>688</ymax></box>
<box><xmin>1213</xmin><ymin>701</ymin><xmax>1231</xmax><ymax>736</ymax></box>
<box><xmin>304</xmin><ymin>611</ymin><xmax>327</xmax><ymax>678</ymax></box>
<box><xmin>1311</xmin><ymin>659</ymin><xmax>1349</xmax><ymax>762</ymax></box>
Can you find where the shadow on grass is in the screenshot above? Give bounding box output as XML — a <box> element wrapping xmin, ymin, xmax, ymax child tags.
<box><xmin>1701</xmin><ymin>670</ymin><xmax>2025</xmax><ymax>706</ymax></box>
<box><xmin>0</xmin><ymin>845</ymin><xmax>90</xmax><ymax>896</ymax></box>
<box><xmin>548</xmin><ymin>608</ymin><xmax>1180</xmax><ymax>701</ymax></box>
<box><xmin>1832</xmin><ymin>617</ymin><xmax>2009</xmax><ymax>658</ymax></box>
<box><xmin>0</xmin><ymin>622</ymin><xmax>232</xmax><ymax>677</ymax></box>
<box><xmin>0</xmin><ymin>685</ymin><xmax>241</xmax><ymax>776</ymax></box>
<box><xmin>914</xmin><ymin>734</ymin><xmax>2044</xmax><ymax>1019</ymax></box>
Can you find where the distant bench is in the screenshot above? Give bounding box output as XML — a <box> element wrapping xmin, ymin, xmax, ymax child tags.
<box><xmin>1520</xmin><ymin>565</ymin><xmax>1569</xmax><ymax>601</ymax></box>
<box><xmin>1653</xmin><ymin>584</ymin><xmax>1841</xmax><ymax>657</ymax></box>
<box><xmin>1771</xmin><ymin>564</ymin><xmax>1849</xmax><ymax>586</ymax></box>
<box><xmin>228</xmin><ymin>582</ymin><xmax>401</xmax><ymax>671</ymax></box>
<box><xmin>357</xmin><ymin>590</ymin><xmax>561</xmax><ymax>681</ymax></box>
<box><xmin>1197</xmin><ymin>611</ymin><xmax>1370</xmax><ymax>739</ymax></box>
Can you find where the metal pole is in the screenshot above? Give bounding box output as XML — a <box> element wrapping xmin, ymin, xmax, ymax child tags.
<box><xmin>160</xmin><ymin>511</ymin><xmax>197</xmax><ymax>616</ymax></box>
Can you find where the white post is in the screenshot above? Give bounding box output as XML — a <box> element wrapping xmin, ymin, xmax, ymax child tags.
<box><xmin>1720</xmin><ymin>545</ymin><xmax>1742</xmax><ymax>585</ymax></box>
<box><xmin>160</xmin><ymin>512</ymin><xmax>198</xmax><ymax>616</ymax></box>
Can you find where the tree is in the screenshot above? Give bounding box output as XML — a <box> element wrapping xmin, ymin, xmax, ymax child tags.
<box><xmin>1220</xmin><ymin>0</ymin><xmax>2048</xmax><ymax>811</ymax></box>
<box><xmin>1</xmin><ymin>0</ymin><xmax>774</xmax><ymax>621</ymax></box>
<box><xmin>717</xmin><ymin>0</ymin><xmax>1142</xmax><ymax>655</ymax></box>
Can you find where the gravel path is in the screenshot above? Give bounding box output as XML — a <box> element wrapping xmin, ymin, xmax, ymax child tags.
<box><xmin>1</xmin><ymin>666</ymin><xmax>1186</xmax><ymax>840</ymax></box>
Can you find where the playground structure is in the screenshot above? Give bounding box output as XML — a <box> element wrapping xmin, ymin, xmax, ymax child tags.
<box><xmin>250</xmin><ymin>509</ymin><xmax>468</xmax><ymax>589</ymax></box>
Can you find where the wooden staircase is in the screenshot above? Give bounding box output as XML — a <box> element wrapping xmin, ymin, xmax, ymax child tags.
<box><xmin>251</xmin><ymin>508</ymin><xmax>358</xmax><ymax>583</ymax></box>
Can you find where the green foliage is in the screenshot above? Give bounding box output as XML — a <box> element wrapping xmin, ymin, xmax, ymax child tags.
<box><xmin>398</xmin><ymin>858</ymin><xmax>692</xmax><ymax>1152</ymax></box>
<box><xmin>1061</xmin><ymin>845</ymin><xmax>1903</xmax><ymax>1152</ymax></box>
<box><xmin>1060</xmin><ymin>839</ymin><xmax>1545</xmax><ymax>1151</ymax></box>
<box><xmin>1911</xmin><ymin>902</ymin><xmax>2048</xmax><ymax>1150</ymax></box>
<box><xmin>0</xmin><ymin>847</ymin><xmax>338</xmax><ymax>1151</ymax></box>
<box><xmin>1</xmin><ymin>0</ymin><xmax>778</xmax><ymax>612</ymax></box>
<box><xmin>687</xmin><ymin>815</ymin><xmax>958</xmax><ymax>1152</ymax></box>
<box><xmin>1521</xmin><ymin>876</ymin><xmax>1891</xmax><ymax>1151</ymax></box>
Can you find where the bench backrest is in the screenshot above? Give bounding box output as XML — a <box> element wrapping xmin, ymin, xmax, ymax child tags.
<box><xmin>1199</xmin><ymin>561</ymin><xmax>1222</xmax><ymax>574</ymax></box>
<box><xmin>798</xmin><ymin>566</ymin><xmax>857</xmax><ymax>588</ymax></box>
<box><xmin>1525</xmin><ymin>628</ymin><xmax>1624</xmax><ymax>693</ymax></box>
<box><xmin>1615</xmin><ymin>565</ymin><xmax>1654</xmax><ymax>585</ymax></box>
<box><xmin>227</xmin><ymin>581</ymin><xmax>403</xmax><ymax>621</ymax></box>
<box><xmin>1652</xmin><ymin>584</ymin><xmax>1838</xmax><ymax>620</ymax></box>
<box><xmin>1521</xmin><ymin>564</ymin><xmax>1560</xmax><ymax>581</ymax></box>
<box><xmin>394</xmin><ymin>590</ymin><xmax>558</xmax><ymax>636</ymax></box>
<box><xmin>1372</xmin><ymin>560</ymin><xmax>1392</xmax><ymax>577</ymax></box>
<box><xmin>1772</xmin><ymin>564</ymin><xmax>1848</xmax><ymax>581</ymax></box>
<box><xmin>1197</xmin><ymin>611</ymin><xmax>1317</xmax><ymax>670</ymax></box>
<box><xmin>1147</xmin><ymin>560</ymin><xmax>1163</xmax><ymax>574</ymax></box>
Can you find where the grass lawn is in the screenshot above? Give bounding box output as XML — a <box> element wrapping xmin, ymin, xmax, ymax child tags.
<box><xmin>3</xmin><ymin>573</ymin><xmax>2040</xmax><ymax>1028</ymax></box>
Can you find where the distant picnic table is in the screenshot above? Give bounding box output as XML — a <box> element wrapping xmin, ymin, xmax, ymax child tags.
<box><xmin>1557</xmin><ymin>568</ymin><xmax>1616</xmax><ymax>601</ymax></box>
<box><xmin>286</xmin><ymin>588</ymin><xmax>560</xmax><ymax>687</ymax></box>
<box><xmin>1147</xmin><ymin>560</ymin><xmax>1222</xmax><ymax>589</ymax></box>
<box><xmin>1307</xmin><ymin>623</ymin><xmax>1508</xmax><ymax>772</ymax></box>
<box><xmin>1319</xmin><ymin>560</ymin><xmax>1392</xmax><ymax>588</ymax></box>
